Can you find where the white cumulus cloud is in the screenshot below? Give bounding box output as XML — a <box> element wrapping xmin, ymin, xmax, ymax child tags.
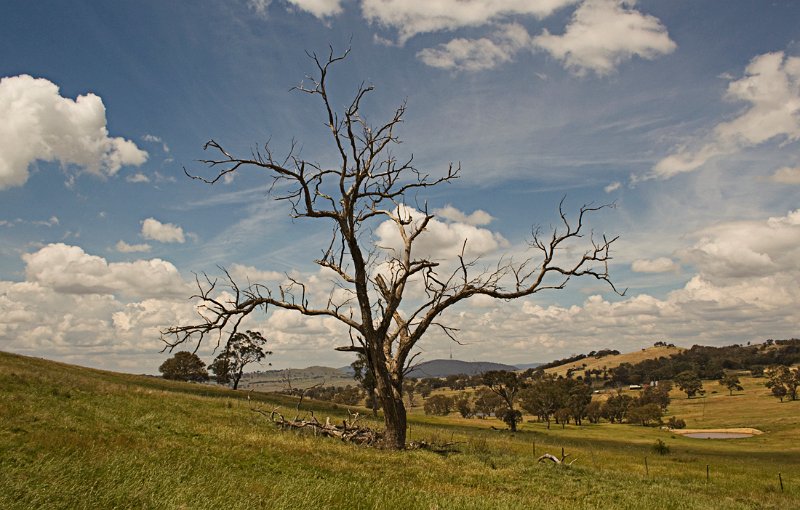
<box><xmin>680</xmin><ymin>209</ymin><xmax>800</xmax><ymax>281</ymax></box>
<box><xmin>287</xmin><ymin>0</ymin><xmax>342</xmax><ymax>18</ymax></box>
<box><xmin>141</xmin><ymin>218</ymin><xmax>186</xmax><ymax>244</ymax></box>
<box><xmin>115</xmin><ymin>240</ymin><xmax>152</xmax><ymax>253</ymax></box>
<box><xmin>228</xmin><ymin>263</ymin><xmax>285</xmax><ymax>283</ymax></box>
<box><xmin>0</xmin><ymin>75</ymin><xmax>147</xmax><ymax>190</ymax></box>
<box><xmin>533</xmin><ymin>0</ymin><xmax>676</xmax><ymax>76</ymax></box>
<box><xmin>362</xmin><ymin>0</ymin><xmax>578</xmax><ymax>43</ymax></box>
<box><xmin>23</xmin><ymin>243</ymin><xmax>189</xmax><ymax>299</ymax></box>
<box><xmin>417</xmin><ymin>23</ymin><xmax>532</xmax><ymax>71</ymax></box>
<box><xmin>769</xmin><ymin>166</ymin><xmax>800</xmax><ymax>184</ymax></box>
<box><xmin>126</xmin><ymin>173</ymin><xmax>150</xmax><ymax>184</ymax></box>
<box><xmin>653</xmin><ymin>51</ymin><xmax>800</xmax><ymax>179</ymax></box>
<box><xmin>434</xmin><ymin>205</ymin><xmax>494</xmax><ymax>225</ymax></box>
<box><xmin>631</xmin><ymin>257</ymin><xmax>677</xmax><ymax>273</ymax></box>
<box><xmin>375</xmin><ymin>204</ymin><xmax>509</xmax><ymax>261</ymax></box>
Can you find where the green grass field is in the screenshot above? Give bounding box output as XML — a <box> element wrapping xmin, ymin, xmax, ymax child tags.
<box><xmin>1</xmin><ymin>351</ymin><xmax>798</xmax><ymax>509</ymax></box>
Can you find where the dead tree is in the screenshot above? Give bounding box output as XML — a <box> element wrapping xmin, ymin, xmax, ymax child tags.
<box><xmin>162</xmin><ymin>48</ymin><xmax>623</xmax><ymax>450</ymax></box>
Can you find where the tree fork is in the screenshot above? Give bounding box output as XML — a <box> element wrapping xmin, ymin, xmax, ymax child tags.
<box><xmin>162</xmin><ymin>47</ymin><xmax>623</xmax><ymax>450</ymax></box>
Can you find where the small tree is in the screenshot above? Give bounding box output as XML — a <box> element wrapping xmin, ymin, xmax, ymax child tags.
<box><xmin>482</xmin><ymin>371</ymin><xmax>525</xmax><ymax>431</ymax></box>
<box><xmin>519</xmin><ymin>374</ymin><xmax>567</xmax><ymax>429</ymax></box>
<box><xmin>472</xmin><ymin>387</ymin><xmax>505</xmax><ymax>418</ymax></box>
<box><xmin>159</xmin><ymin>351</ymin><xmax>209</xmax><ymax>382</ymax></box>
<box><xmin>585</xmin><ymin>400</ymin><xmax>603</xmax><ymax>424</ymax></box>
<box><xmin>601</xmin><ymin>393</ymin><xmax>635</xmax><ymax>423</ymax></box>
<box><xmin>667</xmin><ymin>416</ymin><xmax>686</xmax><ymax>429</ymax></box>
<box><xmin>674</xmin><ymin>371</ymin><xmax>705</xmax><ymax>398</ymax></box>
<box><xmin>554</xmin><ymin>407</ymin><xmax>571</xmax><ymax>429</ymax></box>
<box><xmin>455</xmin><ymin>394</ymin><xmax>473</xmax><ymax>418</ymax></box>
<box><xmin>627</xmin><ymin>403</ymin><xmax>662</xmax><ymax>426</ymax></box>
<box><xmin>423</xmin><ymin>395</ymin><xmax>454</xmax><ymax>416</ymax></box>
<box><xmin>638</xmin><ymin>382</ymin><xmax>671</xmax><ymax>411</ymax></box>
<box><xmin>209</xmin><ymin>330</ymin><xmax>271</xmax><ymax>389</ymax></box>
<box><xmin>765</xmin><ymin>366</ymin><xmax>800</xmax><ymax>401</ymax></box>
<box><xmin>769</xmin><ymin>384</ymin><xmax>788</xmax><ymax>402</ymax></box>
<box><xmin>497</xmin><ymin>408</ymin><xmax>523</xmax><ymax>430</ymax></box>
<box><xmin>719</xmin><ymin>374</ymin><xmax>743</xmax><ymax>396</ymax></box>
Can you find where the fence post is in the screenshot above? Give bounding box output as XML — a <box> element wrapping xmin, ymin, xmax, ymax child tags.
<box><xmin>779</xmin><ymin>473</ymin><xmax>784</xmax><ymax>492</ymax></box>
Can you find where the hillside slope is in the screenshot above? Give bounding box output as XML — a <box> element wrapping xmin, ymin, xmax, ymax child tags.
<box><xmin>1</xmin><ymin>350</ymin><xmax>798</xmax><ymax>509</ymax></box>
<box><xmin>544</xmin><ymin>345</ymin><xmax>684</xmax><ymax>377</ymax></box>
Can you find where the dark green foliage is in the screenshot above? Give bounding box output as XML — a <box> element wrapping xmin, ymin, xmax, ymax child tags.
<box><xmin>519</xmin><ymin>375</ymin><xmax>562</xmax><ymax>429</ymax></box>
<box><xmin>472</xmin><ymin>388</ymin><xmax>504</xmax><ymax>418</ymax></box>
<box><xmin>601</xmin><ymin>393</ymin><xmax>635</xmax><ymax>423</ymax></box>
<box><xmin>537</xmin><ymin>349</ymin><xmax>620</xmax><ymax>371</ymax></box>
<box><xmin>585</xmin><ymin>400</ymin><xmax>603</xmax><ymax>424</ymax></box>
<box><xmin>653</xmin><ymin>439</ymin><xmax>670</xmax><ymax>455</ymax></box>
<box><xmin>638</xmin><ymin>381</ymin><xmax>672</xmax><ymax>410</ymax></box>
<box><xmin>765</xmin><ymin>366</ymin><xmax>800</xmax><ymax>401</ymax></box>
<box><xmin>481</xmin><ymin>371</ymin><xmax>525</xmax><ymax>431</ymax></box>
<box><xmin>675</xmin><ymin>371</ymin><xmax>705</xmax><ymax>398</ymax></box>
<box><xmin>627</xmin><ymin>403</ymin><xmax>663</xmax><ymax>426</ymax></box>
<box><xmin>209</xmin><ymin>330</ymin><xmax>271</xmax><ymax>390</ymax></box>
<box><xmin>159</xmin><ymin>351</ymin><xmax>209</xmax><ymax>382</ymax></box>
<box><xmin>719</xmin><ymin>374</ymin><xmax>743</xmax><ymax>396</ymax></box>
<box><xmin>609</xmin><ymin>339</ymin><xmax>800</xmax><ymax>385</ymax></box>
<box><xmin>667</xmin><ymin>416</ymin><xmax>686</xmax><ymax>429</ymax></box>
<box><xmin>455</xmin><ymin>395</ymin><xmax>473</xmax><ymax>418</ymax></box>
<box><xmin>497</xmin><ymin>408</ymin><xmax>523</xmax><ymax>429</ymax></box>
<box><xmin>423</xmin><ymin>394</ymin><xmax>454</xmax><ymax>415</ymax></box>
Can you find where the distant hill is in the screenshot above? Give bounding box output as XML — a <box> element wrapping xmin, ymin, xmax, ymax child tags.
<box><xmin>239</xmin><ymin>366</ymin><xmax>354</xmax><ymax>391</ymax></box>
<box><xmin>515</xmin><ymin>362</ymin><xmax>545</xmax><ymax>370</ymax></box>
<box><xmin>407</xmin><ymin>359</ymin><xmax>517</xmax><ymax>378</ymax></box>
<box><xmin>544</xmin><ymin>345</ymin><xmax>684</xmax><ymax>377</ymax></box>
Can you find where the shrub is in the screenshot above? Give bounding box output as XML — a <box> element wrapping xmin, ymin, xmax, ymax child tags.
<box><xmin>652</xmin><ymin>439</ymin><xmax>670</xmax><ymax>455</ymax></box>
<box><xmin>667</xmin><ymin>416</ymin><xmax>686</xmax><ymax>429</ymax></box>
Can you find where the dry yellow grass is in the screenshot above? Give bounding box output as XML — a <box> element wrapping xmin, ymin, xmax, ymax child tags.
<box><xmin>544</xmin><ymin>345</ymin><xmax>684</xmax><ymax>377</ymax></box>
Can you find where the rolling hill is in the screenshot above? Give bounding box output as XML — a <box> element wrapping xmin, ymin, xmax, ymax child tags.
<box><xmin>544</xmin><ymin>345</ymin><xmax>684</xmax><ymax>377</ymax></box>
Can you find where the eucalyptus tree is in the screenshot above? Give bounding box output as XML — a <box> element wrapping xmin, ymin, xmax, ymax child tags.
<box><xmin>162</xmin><ymin>49</ymin><xmax>622</xmax><ymax>450</ymax></box>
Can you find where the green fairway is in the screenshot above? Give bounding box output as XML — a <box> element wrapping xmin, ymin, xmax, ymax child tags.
<box><xmin>1</xmin><ymin>351</ymin><xmax>797</xmax><ymax>509</ymax></box>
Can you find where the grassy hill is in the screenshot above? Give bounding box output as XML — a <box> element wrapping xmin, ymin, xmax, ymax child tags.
<box><xmin>544</xmin><ymin>345</ymin><xmax>684</xmax><ymax>378</ymax></box>
<box><xmin>1</xmin><ymin>350</ymin><xmax>798</xmax><ymax>509</ymax></box>
<box><xmin>239</xmin><ymin>365</ymin><xmax>355</xmax><ymax>391</ymax></box>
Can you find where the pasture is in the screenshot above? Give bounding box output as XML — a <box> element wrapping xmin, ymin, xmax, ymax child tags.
<box><xmin>1</xmin><ymin>351</ymin><xmax>797</xmax><ymax>509</ymax></box>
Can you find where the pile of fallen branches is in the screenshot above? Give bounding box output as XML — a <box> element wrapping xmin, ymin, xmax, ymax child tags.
<box><xmin>253</xmin><ymin>405</ymin><xmax>383</xmax><ymax>446</ymax></box>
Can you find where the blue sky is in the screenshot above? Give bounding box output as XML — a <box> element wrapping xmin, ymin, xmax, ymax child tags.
<box><xmin>1</xmin><ymin>0</ymin><xmax>799</xmax><ymax>373</ymax></box>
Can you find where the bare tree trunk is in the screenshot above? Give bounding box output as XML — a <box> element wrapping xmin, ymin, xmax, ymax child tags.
<box><xmin>380</xmin><ymin>393</ymin><xmax>407</xmax><ymax>449</ymax></box>
<box><xmin>372</xmin><ymin>353</ymin><xmax>407</xmax><ymax>449</ymax></box>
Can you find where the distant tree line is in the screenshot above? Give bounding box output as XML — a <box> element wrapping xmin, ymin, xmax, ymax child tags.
<box><xmin>423</xmin><ymin>371</ymin><xmax>676</xmax><ymax>430</ymax></box>
<box><xmin>609</xmin><ymin>339</ymin><xmax>800</xmax><ymax>385</ymax></box>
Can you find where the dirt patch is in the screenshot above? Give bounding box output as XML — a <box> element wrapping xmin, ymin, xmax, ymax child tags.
<box><xmin>672</xmin><ymin>427</ymin><xmax>763</xmax><ymax>436</ymax></box>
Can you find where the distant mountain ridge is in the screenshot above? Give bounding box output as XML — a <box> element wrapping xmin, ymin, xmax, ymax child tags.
<box><xmin>406</xmin><ymin>359</ymin><xmax>518</xmax><ymax>378</ymax></box>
